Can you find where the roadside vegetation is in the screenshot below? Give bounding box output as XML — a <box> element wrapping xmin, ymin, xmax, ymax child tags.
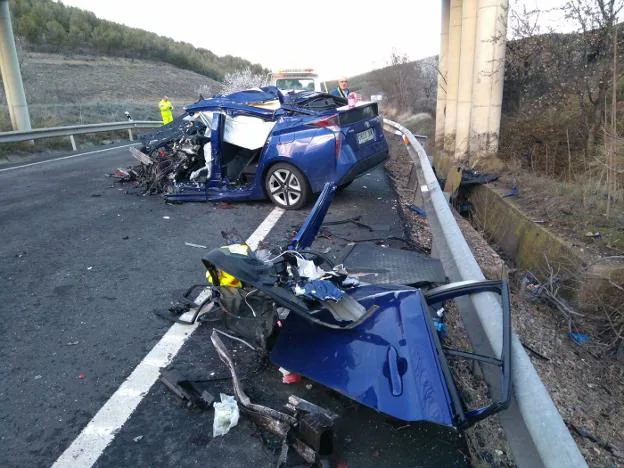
<box><xmin>9</xmin><ymin>0</ymin><xmax>266</xmax><ymax>81</ymax></box>
<box><xmin>493</xmin><ymin>0</ymin><xmax>624</xmax><ymax>353</ymax></box>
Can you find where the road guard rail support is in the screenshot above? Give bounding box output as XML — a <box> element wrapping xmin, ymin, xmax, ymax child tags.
<box><xmin>383</xmin><ymin>119</ymin><xmax>587</xmax><ymax>468</ymax></box>
<box><xmin>0</xmin><ymin>120</ymin><xmax>162</xmax><ymax>150</ymax></box>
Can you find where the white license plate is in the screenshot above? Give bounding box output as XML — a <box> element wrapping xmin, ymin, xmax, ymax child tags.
<box><xmin>356</xmin><ymin>128</ymin><xmax>375</xmax><ymax>145</ymax></box>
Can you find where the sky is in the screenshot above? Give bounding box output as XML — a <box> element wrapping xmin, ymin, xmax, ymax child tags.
<box><xmin>56</xmin><ymin>0</ymin><xmax>571</xmax><ymax>80</ymax></box>
<box><xmin>56</xmin><ymin>0</ymin><xmax>441</xmax><ymax>79</ymax></box>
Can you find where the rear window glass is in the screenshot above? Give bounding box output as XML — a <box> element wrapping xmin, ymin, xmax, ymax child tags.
<box><xmin>339</xmin><ymin>103</ymin><xmax>378</xmax><ymax>126</ymax></box>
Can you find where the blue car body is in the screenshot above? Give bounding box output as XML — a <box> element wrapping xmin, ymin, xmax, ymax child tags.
<box><xmin>151</xmin><ymin>87</ymin><xmax>389</xmax><ymax>209</ymax></box>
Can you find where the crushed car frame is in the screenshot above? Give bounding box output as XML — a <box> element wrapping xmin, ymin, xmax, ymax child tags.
<box><xmin>118</xmin><ymin>87</ymin><xmax>389</xmax><ymax>210</ymax></box>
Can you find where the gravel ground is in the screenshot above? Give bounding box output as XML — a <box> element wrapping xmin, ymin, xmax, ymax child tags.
<box><xmin>383</xmin><ymin>134</ymin><xmax>624</xmax><ymax>468</ymax></box>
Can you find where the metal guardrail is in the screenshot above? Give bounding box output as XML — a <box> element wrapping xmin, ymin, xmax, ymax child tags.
<box><xmin>0</xmin><ymin>120</ymin><xmax>162</xmax><ymax>150</ymax></box>
<box><xmin>383</xmin><ymin>119</ymin><xmax>588</xmax><ymax>468</ymax></box>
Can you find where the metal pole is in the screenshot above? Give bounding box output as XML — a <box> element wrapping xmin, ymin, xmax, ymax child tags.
<box><xmin>0</xmin><ymin>0</ymin><xmax>32</xmax><ymax>131</ymax></box>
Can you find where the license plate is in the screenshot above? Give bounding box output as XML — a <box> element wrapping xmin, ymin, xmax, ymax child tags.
<box><xmin>356</xmin><ymin>128</ymin><xmax>374</xmax><ymax>145</ymax></box>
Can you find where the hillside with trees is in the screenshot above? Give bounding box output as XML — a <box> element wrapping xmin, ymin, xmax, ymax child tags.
<box><xmin>0</xmin><ymin>0</ymin><xmax>272</xmax><ymax>130</ymax></box>
<box><xmin>9</xmin><ymin>0</ymin><xmax>266</xmax><ymax>82</ymax></box>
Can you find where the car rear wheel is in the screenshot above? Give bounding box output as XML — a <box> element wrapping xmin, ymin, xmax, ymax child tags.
<box><xmin>265</xmin><ymin>163</ymin><xmax>310</xmax><ymax>210</ymax></box>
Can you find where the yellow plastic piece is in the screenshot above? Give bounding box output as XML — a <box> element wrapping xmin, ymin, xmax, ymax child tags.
<box><xmin>205</xmin><ymin>244</ymin><xmax>249</xmax><ymax>288</ymax></box>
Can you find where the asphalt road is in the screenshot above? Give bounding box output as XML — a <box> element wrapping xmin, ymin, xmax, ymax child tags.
<box><xmin>0</xmin><ymin>145</ymin><xmax>469</xmax><ymax>467</ymax></box>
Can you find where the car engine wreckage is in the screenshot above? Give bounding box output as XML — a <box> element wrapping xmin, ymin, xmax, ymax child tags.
<box><xmin>112</xmin><ymin>116</ymin><xmax>210</xmax><ymax>196</ymax></box>
<box><xmin>159</xmin><ymin>183</ymin><xmax>512</xmax><ymax>465</ymax></box>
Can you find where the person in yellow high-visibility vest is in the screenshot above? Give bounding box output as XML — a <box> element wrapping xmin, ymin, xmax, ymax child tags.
<box><xmin>159</xmin><ymin>96</ymin><xmax>174</xmax><ymax>125</ymax></box>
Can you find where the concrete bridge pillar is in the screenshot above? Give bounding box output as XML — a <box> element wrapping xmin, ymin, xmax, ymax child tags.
<box><xmin>434</xmin><ymin>0</ymin><xmax>450</xmax><ymax>148</ymax></box>
<box><xmin>443</xmin><ymin>0</ymin><xmax>462</xmax><ymax>153</ymax></box>
<box><xmin>0</xmin><ymin>0</ymin><xmax>31</xmax><ymax>131</ymax></box>
<box><xmin>455</xmin><ymin>0</ymin><xmax>478</xmax><ymax>159</ymax></box>
<box><xmin>470</xmin><ymin>0</ymin><xmax>508</xmax><ymax>159</ymax></box>
<box><xmin>435</xmin><ymin>0</ymin><xmax>508</xmax><ymax>161</ymax></box>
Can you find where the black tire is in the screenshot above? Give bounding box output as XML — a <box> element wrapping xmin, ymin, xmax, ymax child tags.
<box><xmin>264</xmin><ymin>163</ymin><xmax>310</xmax><ymax>210</ymax></box>
<box><xmin>337</xmin><ymin>180</ymin><xmax>353</xmax><ymax>191</ymax></box>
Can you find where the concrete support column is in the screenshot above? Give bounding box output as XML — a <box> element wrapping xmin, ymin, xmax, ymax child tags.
<box><xmin>454</xmin><ymin>0</ymin><xmax>478</xmax><ymax>160</ymax></box>
<box><xmin>0</xmin><ymin>0</ymin><xmax>31</xmax><ymax>131</ymax></box>
<box><xmin>435</xmin><ymin>0</ymin><xmax>451</xmax><ymax>149</ymax></box>
<box><xmin>470</xmin><ymin>0</ymin><xmax>508</xmax><ymax>158</ymax></box>
<box><xmin>443</xmin><ymin>0</ymin><xmax>462</xmax><ymax>153</ymax></box>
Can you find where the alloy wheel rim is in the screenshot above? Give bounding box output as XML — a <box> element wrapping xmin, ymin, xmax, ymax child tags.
<box><xmin>268</xmin><ymin>168</ymin><xmax>301</xmax><ymax>207</ymax></box>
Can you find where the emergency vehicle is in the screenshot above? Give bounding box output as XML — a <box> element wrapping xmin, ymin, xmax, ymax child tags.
<box><xmin>269</xmin><ymin>68</ymin><xmax>328</xmax><ymax>93</ymax></box>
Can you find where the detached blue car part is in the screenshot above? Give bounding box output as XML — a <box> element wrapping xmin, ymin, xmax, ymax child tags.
<box><xmin>202</xmin><ymin>183</ymin><xmax>511</xmax><ymax>429</ymax></box>
<box><xmin>270</xmin><ymin>279</ymin><xmax>511</xmax><ymax>429</ymax></box>
<box><xmin>139</xmin><ymin>86</ymin><xmax>388</xmax><ymax>210</ymax></box>
<box><xmin>271</xmin><ymin>284</ymin><xmax>455</xmax><ymax>426</ymax></box>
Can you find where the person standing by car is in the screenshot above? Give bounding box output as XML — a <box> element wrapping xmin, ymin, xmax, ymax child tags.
<box><xmin>159</xmin><ymin>96</ymin><xmax>174</xmax><ymax>125</ymax></box>
<box><xmin>330</xmin><ymin>77</ymin><xmax>350</xmax><ymax>98</ymax></box>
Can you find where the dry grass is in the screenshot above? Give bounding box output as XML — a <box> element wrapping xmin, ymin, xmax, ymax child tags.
<box><xmin>0</xmin><ymin>52</ymin><xmax>220</xmax><ymax>130</ymax></box>
<box><xmin>508</xmin><ymin>173</ymin><xmax>624</xmax><ymax>254</ymax></box>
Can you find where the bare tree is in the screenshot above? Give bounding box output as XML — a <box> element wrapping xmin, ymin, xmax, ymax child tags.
<box><xmin>562</xmin><ymin>0</ymin><xmax>624</xmax><ymax>152</ymax></box>
<box><xmin>387</xmin><ymin>49</ymin><xmax>414</xmax><ymax>112</ymax></box>
<box><xmin>502</xmin><ymin>0</ymin><xmax>624</xmax><ymax>179</ymax></box>
<box><xmin>218</xmin><ymin>67</ymin><xmax>270</xmax><ymax>95</ymax></box>
<box><xmin>509</xmin><ymin>2</ymin><xmax>545</xmax><ymax>39</ymax></box>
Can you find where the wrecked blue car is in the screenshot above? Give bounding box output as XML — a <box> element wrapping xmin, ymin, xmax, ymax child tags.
<box><xmin>130</xmin><ymin>87</ymin><xmax>389</xmax><ymax>209</ymax></box>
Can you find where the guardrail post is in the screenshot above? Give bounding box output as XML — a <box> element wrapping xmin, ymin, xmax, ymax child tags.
<box><xmin>128</xmin><ymin>129</ymin><xmax>133</xmax><ymax>141</ymax></box>
<box><xmin>69</xmin><ymin>135</ymin><xmax>77</xmax><ymax>151</ymax></box>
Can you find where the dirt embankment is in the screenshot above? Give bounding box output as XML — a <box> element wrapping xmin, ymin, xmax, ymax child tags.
<box><xmin>1</xmin><ymin>52</ymin><xmax>220</xmax><ymax>126</ymax></box>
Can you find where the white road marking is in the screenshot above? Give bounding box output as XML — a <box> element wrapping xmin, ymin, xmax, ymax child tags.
<box><xmin>52</xmin><ymin>206</ymin><xmax>286</xmax><ymax>468</ymax></box>
<box><xmin>246</xmin><ymin>207</ymin><xmax>285</xmax><ymax>250</ymax></box>
<box><xmin>0</xmin><ymin>144</ymin><xmax>137</xmax><ymax>173</ymax></box>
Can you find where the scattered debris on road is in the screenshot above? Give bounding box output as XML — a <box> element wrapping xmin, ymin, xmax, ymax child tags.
<box><xmin>154</xmin><ymin>182</ymin><xmax>513</xmax><ymax>465</ymax></box>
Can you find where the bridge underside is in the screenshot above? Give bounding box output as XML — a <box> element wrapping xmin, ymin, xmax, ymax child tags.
<box><xmin>435</xmin><ymin>0</ymin><xmax>509</xmax><ymax>162</ymax></box>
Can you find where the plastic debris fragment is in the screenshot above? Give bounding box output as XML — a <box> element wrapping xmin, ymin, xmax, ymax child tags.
<box><xmin>296</xmin><ymin>257</ymin><xmax>326</xmax><ymax>280</ymax></box>
<box><xmin>279</xmin><ymin>368</ymin><xmax>303</xmax><ymax>384</ymax></box>
<box><xmin>568</xmin><ymin>332</ymin><xmax>590</xmax><ymax>345</ymax></box>
<box><xmin>408</xmin><ymin>204</ymin><xmax>427</xmax><ymax>217</ymax></box>
<box><xmin>205</xmin><ymin>244</ymin><xmax>249</xmax><ymax>288</ymax></box>
<box><xmin>296</xmin><ymin>280</ymin><xmax>344</xmax><ymax>302</ymax></box>
<box><xmin>213</xmin><ymin>393</ymin><xmax>240</xmax><ymax>437</ymax></box>
<box><xmin>185</xmin><ymin>242</ymin><xmax>207</xmax><ymax>249</ymax></box>
<box><xmin>322</xmin><ymin>295</ymin><xmax>368</xmax><ymax>322</ymax></box>
<box><xmin>433</xmin><ymin>317</ymin><xmax>448</xmax><ymax>339</ymax></box>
